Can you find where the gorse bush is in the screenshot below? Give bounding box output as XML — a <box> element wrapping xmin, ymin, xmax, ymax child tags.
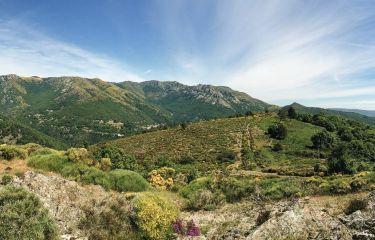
<box><xmin>216</xmin><ymin>149</ymin><xmax>236</xmax><ymax>163</ymax></box>
<box><xmin>0</xmin><ymin>187</ymin><xmax>59</xmax><ymax>240</ymax></box>
<box><xmin>132</xmin><ymin>192</ymin><xmax>178</xmax><ymax>240</ymax></box>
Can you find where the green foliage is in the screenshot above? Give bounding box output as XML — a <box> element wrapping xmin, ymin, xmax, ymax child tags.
<box><xmin>287</xmin><ymin>107</ymin><xmax>297</xmax><ymax>119</ymax></box>
<box><xmin>345</xmin><ymin>199</ymin><xmax>368</xmax><ymax>215</ymax></box>
<box><xmin>132</xmin><ymin>192</ymin><xmax>178</xmax><ymax>240</ymax></box>
<box><xmin>1</xmin><ymin>174</ymin><xmax>14</xmax><ymax>185</ymax></box>
<box><xmin>311</xmin><ymin>131</ymin><xmax>334</xmax><ymax>150</ymax></box>
<box><xmin>27</xmin><ymin>148</ymin><xmax>149</xmax><ymax>192</ymax></box>
<box><xmin>0</xmin><ymin>187</ymin><xmax>59</xmax><ymax>240</ymax></box>
<box><xmin>0</xmin><ymin>145</ymin><xmax>28</xmax><ymax>160</ymax></box>
<box><xmin>220</xmin><ymin>177</ymin><xmax>255</xmax><ymax>203</ymax></box>
<box><xmin>109</xmin><ymin>169</ymin><xmax>150</xmax><ymax>192</ymax></box>
<box><xmin>268</xmin><ymin>123</ymin><xmax>288</xmax><ymax>140</ymax></box>
<box><xmin>272</xmin><ymin>143</ymin><xmax>283</xmax><ymax>152</ymax></box>
<box><xmin>66</xmin><ymin>148</ymin><xmax>90</xmax><ymax>164</ymax></box>
<box><xmin>216</xmin><ymin>149</ymin><xmax>236</xmax><ymax>163</ymax></box>
<box><xmin>328</xmin><ymin>144</ymin><xmax>355</xmax><ymax>174</ymax></box>
<box><xmin>90</xmin><ymin>146</ymin><xmax>140</xmax><ymax>171</ymax></box>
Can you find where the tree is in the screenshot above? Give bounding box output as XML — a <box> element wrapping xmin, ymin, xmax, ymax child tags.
<box><xmin>311</xmin><ymin>131</ymin><xmax>334</xmax><ymax>151</ymax></box>
<box><xmin>268</xmin><ymin>124</ymin><xmax>288</xmax><ymax>140</ymax></box>
<box><xmin>327</xmin><ymin>143</ymin><xmax>354</xmax><ymax>174</ymax></box>
<box><xmin>277</xmin><ymin>110</ymin><xmax>288</xmax><ymax>123</ymax></box>
<box><xmin>338</xmin><ymin>128</ymin><xmax>353</xmax><ymax>142</ymax></box>
<box><xmin>287</xmin><ymin>107</ymin><xmax>297</xmax><ymax>119</ymax></box>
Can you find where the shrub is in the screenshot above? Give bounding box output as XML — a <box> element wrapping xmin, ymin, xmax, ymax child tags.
<box><xmin>132</xmin><ymin>192</ymin><xmax>178</xmax><ymax>240</ymax></box>
<box><xmin>21</xmin><ymin>143</ymin><xmax>42</xmax><ymax>155</ymax></box>
<box><xmin>27</xmin><ymin>151</ymin><xmax>70</xmax><ymax>172</ymax></box>
<box><xmin>148</xmin><ymin>168</ymin><xmax>175</xmax><ymax>190</ymax></box>
<box><xmin>220</xmin><ymin>177</ymin><xmax>255</xmax><ymax>203</ymax></box>
<box><xmin>0</xmin><ymin>187</ymin><xmax>58</xmax><ymax>240</ymax></box>
<box><xmin>172</xmin><ymin>219</ymin><xmax>201</xmax><ymax>237</ymax></box>
<box><xmin>311</xmin><ymin>131</ymin><xmax>334</xmax><ymax>151</ymax></box>
<box><xmin>268</xmin><ymin>124</ymin><xmax>287</xmax><ymax>140</ymax></box>
<box><xmin>109</xmin><ymin>169</ymin><xmax>149</xmax><ymax>192</ymax></box>
<box><xmin>272</xmin><ymin>143</ymin><xmax>283</xmax><ymax>152</ymax></box>
<box><xmin>256</xmin><ymin>210</ymin><xmax>271</xmax><ymax>226</ymax></box>
<box><xmin>328</xmin><ymin>144</ymin><xmax>354</xmax><ymax>174</ymax></box>
<box><xmin>216</xmin><ymin>149</ymin><xmax>236</xmax><ymax>163</ymax></box>
<box><xmin>186</xmin><ymin>189</ymin><xmax>224</xmax><ymax>211</ymax></box>
<box><xmin>345</xmin><ymin>199</ymin><xmax>368</xmax><ymax>215</ymax></box>
<box><xmin>0</xmin><ymin>145</ymin><xmax>28</xmax><ymax>160</ymax></box>
<box><xmin>100</xmin><ymin>158</ymin><xmax>112</xmax><ymax>171</ymax></box>
<box><xmin>66</xmin><ymin>148</ymin><xmax>91</xmax><ymax>164</ymax></box>
<box><xmin>287</xmin><ymin>107</ymin><xmax>297</xmax><ymax>119</ymax></box>
<box><xmin>1</xmin><ymin>174</ymin><xmax>13</xmax><ymax>185</ymax></box>
<box><xmin>79</xmin><ymin>197</ymin><xmax>138</xmax><ymax>240</ymax></box>
<box><xmin>90</xmin><ymin>146</ymin><xmax>139</xmax><ymax>171</ymax></box>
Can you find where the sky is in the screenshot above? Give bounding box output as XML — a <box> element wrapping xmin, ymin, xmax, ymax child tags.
<box><xmin>0</xmin><ymin>0</ymin><xmax>375</xmax><ymax>110</ymax></box>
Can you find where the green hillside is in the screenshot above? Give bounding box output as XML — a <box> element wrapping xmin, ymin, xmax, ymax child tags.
<box><xmin>0</xmin><ymin>75</ymin><xmax>270</xmax><ymax>147</ymax></box>
<box><xmin>285</xmin><ymin>103</ymin><xmax>375</xmax><ymax>125</ymax></box>
<box><xmin>103</xmin><ymin>111</ymin><xmax>375</xmax><ymax>175</ymax></box>
<box><xmin>0</xmin><ymin>114</ymin><xmax>65</xmax><ymax>148</ymax></box>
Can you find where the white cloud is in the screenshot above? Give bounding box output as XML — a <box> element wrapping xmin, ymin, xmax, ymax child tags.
<box><xmin>0</xmin><ymin>20</ymin><xmax>144</xmax><ymax>82</ymax></box>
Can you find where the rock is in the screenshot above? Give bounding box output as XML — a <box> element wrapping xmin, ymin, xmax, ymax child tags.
<box><xmin>247</xmin><ymin>203</ymin><xmax>352</xmax><ymax>240</ymax></box>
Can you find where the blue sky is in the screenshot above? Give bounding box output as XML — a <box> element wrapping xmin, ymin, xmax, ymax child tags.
<box><xmin>0</xmin><ymin>0</ymin><xmax>375</xmax><ymax>110</ymax></box>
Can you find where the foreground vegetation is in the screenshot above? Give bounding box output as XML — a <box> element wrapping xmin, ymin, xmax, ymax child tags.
<box><xmin>0</xmin><ymin>108</ymin><xmax>374</xmax><ymax>239</ymax></box>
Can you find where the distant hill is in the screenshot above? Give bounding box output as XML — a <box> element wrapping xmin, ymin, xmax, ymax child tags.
<box><xmin>330</xmin><ymin>108</ymin><xmax>375</xmax><ymax>117</ymax></box>
<box><xmin>0</xmin><ymin>74</ymin><xmax>270</xmax><ymax>147</ymax></box>
<box><xmin>284</xmin><ymin>103</ymin><xmax>375</xmax><ymax>125</ymax></box>
<box><xmin>0</xmin><ymin>114</ymin><xmax>65</xmax><ymax>148</ymax></box>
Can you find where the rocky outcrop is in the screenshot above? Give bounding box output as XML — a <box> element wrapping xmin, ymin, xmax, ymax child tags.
<box><xmin>340</xmin><ymin>192</ymin><xmax>375</xmax><ymax>240</ymax></box>
<box><xmin>7</xmin><ymin>171</ymin><xmax>118</xmax><ymax>239</ymax></box>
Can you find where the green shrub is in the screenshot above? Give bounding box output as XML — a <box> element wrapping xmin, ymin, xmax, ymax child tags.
<box><xmin>21</xmin><ymin>143</ymin><xmax>43</xmax><ymax>155</ymax></box>
<box><xmin>132</xmin><ymin>192</ymin><xmax>178</xmax><ymax>240</ymax></box>
<box><xmin>311</xmin><ymin>131</ymin><xmax>334</xmax><ymax>151</ymax></box>
<box><xmin>90</xmin><ymin>146</ymin><xmax>140</xmax><ymax>171</ymax></box>
<box><xmin>256</xmin><ymin>210</ymin><xmax>271</xmax><ymax>226</ymax></box>
<box><xmin>179</xmin><ymin>177</ymin><xmax>211</xmax><ymax>198</ymax></box>
<box><xmin>260</xmin><ymin>178</ymin><xmax>301</xmax><ymax>199</ymax></box>
<box><xmin>0</xmin><ymin>187</ymin><xmax>58</xmax><ymax>240</ymax></box>
<box><xmin>186</xmin><ymin>189</ymin><xmax>224</xmax><ymax>211</ymax></box>
<box><xmin>216</xmin><ymin>149</ymin><xmax>236</xmax><ymax>163</ymax></box>
<box><xmin>345</xmin><ymin>199</ymin><xmax>368</xmax><ymax>215</ymax></box>
<box><xmin>1</xmin><ymin>174</ymin><xmax>13</xmax><ymax>185</ymax></box>
<box><xmin>220</xmin><ymin>177</ymin><xmax>255</xmax><ymax>203</ymax></box>
<box><xmin>0</xmin><ymin>145</ymin><xmax>28</xmax><ymax>160</ymax></box>
<box><xmin>267</xmin><ymin>124</ymin><xmax>287</xmax><ymax>140</ymax></box>
<box><xmin>109</xmin><ymin>169</ymin><xmax>149</xmax><ymax>192</ymax></box>
<box><xmin>319</xmin><ymin>179</ymin><xmax>352</xmax><ymax>194</ymax></box>
<box><xmin>27</xmin><ymin>152</ymin><xmax>69</xmax><ymax>172</ymax></box>
<box><xmin>272</xmin><ymin>143</ymin><xmax>283</xmax><ymax>152</ymax></box>
<box><xmin>66</xmin><ymin>148</ymin><xmax>91</xmax><ymax>164</ymax></box>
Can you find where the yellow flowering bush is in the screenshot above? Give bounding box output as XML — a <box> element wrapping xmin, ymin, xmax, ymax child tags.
<box><xmin>148</xmin><ymin>167</ymin><xmax>175</xmax><ymax>190</ymax></box>
<box><xmin>132</xmin><ymin>192</ymin><xmax>179</xmax><ymax>240</ymax></box>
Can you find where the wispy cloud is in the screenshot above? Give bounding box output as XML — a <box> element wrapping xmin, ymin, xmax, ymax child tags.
<box><xmin>0</xmin><ymin>20</ymin><xmax>144</xmax><ymax>82</ymax></box>
<box><xmin>153</xmin><ymin>0</ymin><xmax>375</xmax><ymax>109</ymax></box>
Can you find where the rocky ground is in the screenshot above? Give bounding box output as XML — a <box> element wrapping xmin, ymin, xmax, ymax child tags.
<box><xmin>1</xmin><ymin>170</ymin><xmax>374</xmax><ymax>240</ymax></box>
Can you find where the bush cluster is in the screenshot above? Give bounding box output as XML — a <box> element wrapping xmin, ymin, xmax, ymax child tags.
<box><xmin>0</xmin><ymin>145</ymin><xmax>28</xmax><ymax>160</ymax></box>
<box><xmin>0</xmin><ymin>187</ymin><xmax>59</xmax><ymax>240</ymax></box>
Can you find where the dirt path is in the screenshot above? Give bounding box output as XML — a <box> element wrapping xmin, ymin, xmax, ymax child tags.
<box><xmin>0</xmin><ymin>159</ymin><xmax>31</xmax><ymax>174</ymax></box>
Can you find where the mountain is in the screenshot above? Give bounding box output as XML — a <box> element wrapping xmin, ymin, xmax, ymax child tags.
<box><xmin>0</xmin><ymin>74</ymin><xmax>270</xmax><ymax>147</ymax></box>
<box><xmin>330</xmin><ymin>108</ymin><xmax>375</xmax><ymax>117</ymax></box>
<box><xmin>284</xmin><ymin>103</ymin><xmax>375</xmax><ymax>125</ymax></box>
